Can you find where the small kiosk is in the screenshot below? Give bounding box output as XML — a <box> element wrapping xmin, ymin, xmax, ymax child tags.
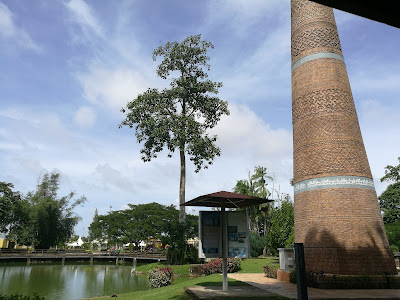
<box><xmin>182</xmin><ymin>191</ymin><xmax>273</xmax><ymax>291</ymax></box>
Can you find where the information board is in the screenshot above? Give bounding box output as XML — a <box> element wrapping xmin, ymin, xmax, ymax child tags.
<box><xmin>198</xmin><ymin>210</ymin><xmax>249</xmax><ymax>259</ymax></box>
<box><xmin>227</xmin><ymin>211</ymin><xmax>249</xmax><ymax>258</ymax></box>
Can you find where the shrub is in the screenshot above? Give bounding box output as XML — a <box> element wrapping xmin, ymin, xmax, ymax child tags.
<box><xmin>263</xmin><ymin>264</ymin><xmax>278</xmax><ymax>279</ymax></box>
<box><xmin>250</xmin><ymin>232</ymin><xmax>265</xmax><ymax>257</ymax></box>
<box><xmin>0</xmin><ymin>294</ymin><xmax>45</xmax><ymax>300</ymax></box>
<box><xmin>228</xmin><ymin>258</ymin><xmax>241</xmax><ymax>273</ymax></box>
<box><xmin>167</xmin><ymin>244</ymin><xmax>199</xmax><ymax>265</ymax></box>
<box><xmin>163</xmin><ymin>220</ymin><xmax>200</xmax><ymax>265</ymax></box>
<box><xmin>289</xmin><ymin>269</ymin><xmax>296</xmax><ymax>283</ymax></box>
<box><xmin>148</xmin><ymin>267</ymin><xmax>174</xmax><ymax>288</ymax></box>
<box><xmin>201</xmin><ymin>258</ymin><xmax>241</xmax><ymax>275</ymax></box>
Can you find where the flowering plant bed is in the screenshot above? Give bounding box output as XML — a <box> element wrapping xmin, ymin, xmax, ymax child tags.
<box><xmin>148</xmin><ymin>267</ymin><xmax>174</xmax><ymax>288</ymax></box>
<box><xmin>201</xmin><ymin>258</ymin><xmax>241</xmax><ymax>275</ymax></box>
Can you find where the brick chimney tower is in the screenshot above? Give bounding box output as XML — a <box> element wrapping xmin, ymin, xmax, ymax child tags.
<box><xmin>291</xmin><ymin>0</ymin><xmax>396</xmax><ymax>274</ymax></box>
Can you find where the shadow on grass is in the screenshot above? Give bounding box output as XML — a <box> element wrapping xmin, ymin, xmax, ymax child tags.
<box><xmin>194</xmin><ymin>281</ymin><xmax>250</xmax><ymax>287</ymax></box>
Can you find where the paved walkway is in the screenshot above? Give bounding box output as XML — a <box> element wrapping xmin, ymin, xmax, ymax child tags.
<box><xmin>184</xmin><ymin>285</ymin><xmax>281</xmax><ymax>299</ymax></box>
<box><xmin>228</xmin><ymin>273</ymin><xmax>400</xmax><ymax>299</ymax></box>
<box><xmin>185</xmin><ymin>274</ymin><xmax>400</xmax><ymax>299</ymax></box>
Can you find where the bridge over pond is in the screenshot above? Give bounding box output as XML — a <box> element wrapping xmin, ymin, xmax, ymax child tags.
<box><xmin>0</xmin><ymin>249</ymin><xmax>166</xmax><ymax>265</ymax></box>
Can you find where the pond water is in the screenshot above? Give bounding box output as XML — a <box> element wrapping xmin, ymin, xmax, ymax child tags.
<box><xmin>0</xmin><ymin>262</ymin><xmax>150</xmax><ymax>300</ymax></box>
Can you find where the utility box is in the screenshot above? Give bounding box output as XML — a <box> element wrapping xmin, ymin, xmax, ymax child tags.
<box><xmin>278</xmin><ymin>248</ymin><xmax>294</xmax><ymax>272</ymax></box>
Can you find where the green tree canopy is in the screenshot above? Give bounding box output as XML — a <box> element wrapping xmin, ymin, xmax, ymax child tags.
<box><xmin>379</xmin><ymin>182</ymin><xmax>400</xmax><ymax>224</ymax></box>
<box><xmin>120</xmin><ymin>34</ymin><xmax>229</xmax><ymax>222</ymax></box>
<box><xmin>233</xmin><ymin>166</ymin><xmax>273</xmax><ymax>236</ymax></box>
<box><xmin>0</xmin><ymin>182</ymin><xmax>21</xmax><ymax>234</ymax></box>
<box><xmin>89</xmin><ymin>202</ymin><xmax>198</xmax><ymax>246</ymax></box>
<box><xmin>384</xmin><ymin>219</ymin><xmax>400</xmax><ymax>252</ymax></box>
<box><xmin>265</xmin><ymin>196</ymin><xmax>294</xmax><ymax>256</ymax></box>
<box><xmin>1</xmin><ymin>172</ymin><xmax>86</xmax><ymax>249</ymax></box>
<box><xmin>233</xmin><ymin>167</ymin><xmax>294</xmax><ymax>256</ymax></box>
<box><xmin>381</xmin><ymin>157</ymin><xmax>400</xmax><ymax>183</ymax></box>
<box><xmin>379</xmin><ymin>157</ymin><xmax>400</xmax><ymax>224</ymax></box>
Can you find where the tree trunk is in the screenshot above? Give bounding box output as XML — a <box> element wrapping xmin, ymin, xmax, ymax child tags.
<box><xmin>179</xmin><ymin>147</ymin><xmax>186</xmax><ymax>223</ymax></box>
<box><xmin>262</xmin><ymin>207</ymin><xmax>270</xmax><ymax>256</ymax></box>
<box><xmin>263</xmin><ymin>215</ymin><xmax>268</xmax><ymax>256</ymax></box>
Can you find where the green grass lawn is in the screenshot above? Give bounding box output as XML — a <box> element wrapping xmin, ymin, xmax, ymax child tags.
<box><xmin>85</xmin><ymin>258</ymin><xmax>284</xmax><ymax>300</ymax></box>
<box><xmin>239</xmin><ymin>257</ymin><xmax>279</xmax><ymax>273</ymax></box>
<box><xmin>86</xmin><ymin>274</ymin><xmax>288</xmax><ymax>300</ymax></box>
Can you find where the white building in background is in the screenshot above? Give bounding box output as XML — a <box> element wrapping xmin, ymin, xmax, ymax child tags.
<box><xmin>66</xmin><ymin>236</ymin><xmax>84</xmax><ymax>248</ymax></box>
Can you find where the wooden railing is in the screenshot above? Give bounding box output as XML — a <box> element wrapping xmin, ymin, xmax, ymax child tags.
<box><xmin>0</xmin><ymin>248</ymin><xmax>166</xmax><ymax>258</ymax></box>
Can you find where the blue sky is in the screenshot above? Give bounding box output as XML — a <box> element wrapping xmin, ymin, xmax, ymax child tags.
<box><xmin>1</xmin><ymin>0</ymin><xmax>399</xmax><ymax>236</ymax></box>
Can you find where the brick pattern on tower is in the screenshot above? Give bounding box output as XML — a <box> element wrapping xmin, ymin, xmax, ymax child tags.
<box><xmin>291</xmin><ymin>0</ymin><xmax>396</xmax><ymax>275</ymax></box>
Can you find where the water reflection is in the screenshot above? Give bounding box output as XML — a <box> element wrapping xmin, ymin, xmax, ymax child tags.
<box><xmin>0</xmin><ymin>263</ymin><xmax>150</xmax><ymax>300</ymax></box>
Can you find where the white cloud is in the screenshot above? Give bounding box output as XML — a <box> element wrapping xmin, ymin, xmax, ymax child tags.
<box><xmin>0</xmin><ymin>108</ymin><xmax>24</xmax><ymax>120</ymax></box>
<box><xmin>0</xmin><ymin>2</ymin><xmax>41</xmax><ymax>53</ymax></box>
<box><xmin>178</xmin><ymin>103</ymin><xmax>294</xmax><ymax>202</ymax></box>
<box><xmin>354</xmin><ymin>73</ymin><xmax>400</xmax><ymax>92</ymax></box>
<box><xmin>0</xmin><ymin>109</ymin><xmax>83</xmax><ymax>174</ymax></box>
<box><xmin>65</xmin><ymin>0</ymin><xmax>103</xmax><ymax>38</ymax></box>
<box><xmin>358</xmin><ymin>99</ymin><xmax>400</xmax><ymax>194</ymax></box>
<box><xmin>0</xmin><ymin>141</ymin><xmax>23</xmax><ymax>151</ymax></box>
<box><xmin>220</xmin><ymin>24</ymin><xmax>291</xmax><ymax>103</ymax></box>
<box><xmin>212</xmin><ymin>104</ymin><xmax>292</xmax><ymax>159</ymax></box>
<box><xmin>74</xmin><ymin>106</ymin><xmax>96</xmax><ymax>129</ymax></box>
<box><xmin>120</xmin><ymin>204</ymin><xmax>130</xmax><ymax>210</ymax></box>
<box><xmin>95</xmin><ymin>163</ymin><xmax>136</xmax><ymax>192</ymax></box>
<box><xmin>206</xmin><ymin>0</ymin><xmax>287</xmax><ymax>36</ymax></box>
<box><xmin>0</xmin><ymin>2</ymin><xmax>15</xmax><ymax>37</ymax></box>
<box><xmin>18</xmin><ymin>157</ymin><xmax>45</xmax><ymax>175</ymax></box>
<box><xmin>77</xmin><ymin>63</ymin><xmax>151</xmax><ymax>112</ymax></box>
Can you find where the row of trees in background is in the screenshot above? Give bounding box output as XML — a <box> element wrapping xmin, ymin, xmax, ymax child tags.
<box><xmin>89</xmin><ymin>203</ymin><xmax>198</xmax><ymax>250</ymax></box>
<box><xmin>233</xmin><ymin>166</ymin><xmax>294</xmax><ymax>257</ymax></box>
<box><xmin>0</xmin><ymin>172</ymin><xmax>86</xmax><ymax>249</ymax></box>
<box><xmin>379</xmin><ymin>157</ymin><xmax>400</xmax><ymax>252</ymax></box>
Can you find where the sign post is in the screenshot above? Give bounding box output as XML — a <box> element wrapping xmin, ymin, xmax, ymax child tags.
<box><xmin>294</xmin><ymin>243</ymin><xmax>308</xmax><ymax>300</ymax></box>
<box><xmin>221</xmin><ymin>201</ymin><xmax>228</xmax><ymax>291</ymax></box>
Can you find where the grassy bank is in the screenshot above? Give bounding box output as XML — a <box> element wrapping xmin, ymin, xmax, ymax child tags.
<box><xmin>134</xmin><ymin>257</ymin><xmax>279</xmax><ymax>275</ymax></box>
<box><xmin>85</xmin><ymin>257</ymin><xmax>285</xmax><ymax>299</ymax></box>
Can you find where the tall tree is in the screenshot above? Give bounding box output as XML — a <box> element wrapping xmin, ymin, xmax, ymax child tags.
<box><xmin>233</xmin><ymin>171</ymin><xmax>259</xmax><ymax>232</ymax></box>
<box><xmin>233</xmin><ymin>166</ymin><xmax>273</xmax><ymax>235</ymax></box>
<box><xmin>233</xmin><ymin>167</ymin><xmax>295</xmax><ymax>256</ymax></box>
<box><xmin>120</xmin><ymin>35</ymin><xmax>229</xmax><ymax>222</ymax></box>
<box><xmin>251</xmin><ymin>166</ymin><xmax>273</xmax><ymax>255</ymax></box>
<box><xmin>379</xmin><ymin>157</ymin><xmax>400</xmax><ymax>224</ymax></box>
<box><xmin>3</xmin><ymin>173</ymin><xmax>86</xmax><ymax>249</ymax></box>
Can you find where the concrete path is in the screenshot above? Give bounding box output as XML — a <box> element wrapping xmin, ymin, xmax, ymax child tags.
<box><xmin>228</xmin><ymin>273</ymin><xmax>400</xmax><ymax>299</ymax></box>
<box><xmin>184</xmin><ymin>285</ymin><xmax>281</xmax><ymax>299</ymax></box>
